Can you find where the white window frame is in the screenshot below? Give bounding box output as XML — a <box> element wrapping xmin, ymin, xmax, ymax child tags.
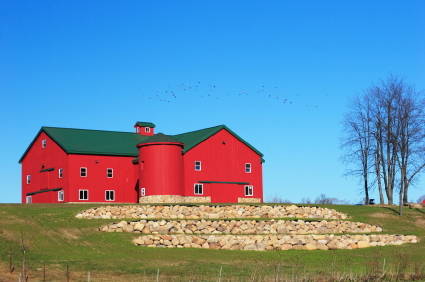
<box><xmin>80</xmin><ymin>167</ymin><xmax>87</xmax><ymax>177</ymax></box>
<box><xmin>145</xmin><ymin>127</ymin><xmax>150</xmax><ymax>133</ymax></box>
<box><xmin>245</xmin><ymin>163</ymin><xmax>252</xmax><ymax>173</ymax></box>
<box><xmin>79</xmin><ymin>189</ymin><xmax>89</xmax><ymax>200</ymax></box>
<box><xmin>244</xmin><ymin>185</ymin><xmax>254</xmax><ymax>196</ymax></box>
<box><xmin>58</xmin><ymin>190</ymin><xmax>64</xmax><ymax>201</ymax></box>
<box><xmin>26</xmin><ymin>175</ymin><xmax>31</xmax><ymax>184</ymax></box>
<box><xmin>58</xmin><ymin>168</ymin><xmax>63</xmax><ymax>178</ymax></box>
<box><xmin>140</xmin><ymin>187</ymin><xmax>146</xmax><ymax>197</ymax></box>
<box><xmin>42</xmin><ymin>139</ymin><xmax>47</xmax><ymax>148</ymax></box>
<box><xmin>194</xmin><ymin>161</ymin><xmax>202</xmax><ymax>171</ymax></box>
<box><xmin>194</xmin><ymin>183</ymin><xmax>204</xmax><ymax>195</ymax></box>
<box><xmin>26</xmin><ymin>196</ymin><xmax>32</xmax><ymax>204</ymax></box>
<box><xmin>106</xmin><ymin>168</ymin><xmax>113</xmax><ymax>178</ymax></box>
<box><xmin>105</xmin><ymin>190</ymin><xmax>115</xmax><ymax>201</ymax></box>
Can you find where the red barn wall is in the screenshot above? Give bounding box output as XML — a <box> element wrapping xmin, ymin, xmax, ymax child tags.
<box><xmin>183</xmin><ymin>129</ymin><xmax>263</xmax><ymax>203</ymax></box>
<box><xmin>21</xmin><ymin>132</ymin><xmax>68</xmax><ymax>203</ymax></box>
<box><xmin>68</xmin><ymin>154</ymin><xmax>138</xmax><ymax>203</ymax></box>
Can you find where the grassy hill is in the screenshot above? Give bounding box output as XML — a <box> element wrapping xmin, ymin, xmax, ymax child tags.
<box><xmin>0</xmin><ymin>204</ymin><xmax>424</xmax><ymax>281</ymax></box>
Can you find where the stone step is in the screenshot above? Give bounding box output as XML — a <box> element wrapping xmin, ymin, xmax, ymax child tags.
<box><xmin>132</xmin><ymin>234</ymin><xmax>418</xmax><ymax>251</ymax></box>
<box><xmin>100</xmin><ymin>219</ymin><xmax>382</xmax><ymax>235</ymax></box>
<box><xmin>76</xmin><ymin>204</ymin><xmax>348</xmax><ymax>220</ymax></box>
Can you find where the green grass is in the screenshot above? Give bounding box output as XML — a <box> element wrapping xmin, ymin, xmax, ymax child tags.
<box><xmin>0</xmin><ymin>204</ymin><xmax>424</xmax><ymax>281</ymax></box>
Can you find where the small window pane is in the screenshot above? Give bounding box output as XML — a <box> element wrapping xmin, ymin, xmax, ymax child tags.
<box><xmin>58</xmin><ymin>168</ymin><xmax>63</xmax><ymax>178</ymax></box>
<box><xmin>26</xmin><ymin>196</ymin><xmax>32</xmax><ymax>204</ymax></box>
<box><xmin>244</xmin><ymin>185</ymin><xmax>253</xmax><ymax>196</ymax></box>
<box><xmin>26</xmin><ymin>175</ymin><xmax>31</xmax><ymax>184</ymax></box>
<box><xmin>42</xmin><ymin>139</ymin><xmax>47</xmax><ymax>148</ymax></box>
<box><xmin>79</xmin><ymin>190</ymin><xmax>88</xmax><ymax>200</ymax></box>
<box><xmin>245</xmin><ymin>163</ymin><xmax>252</xmax><ymax>173</ymax></box>
<box><xmin>194</xmin><ymin>184</ymin><xmax>203</xmax><ymax>195</ymax></box>
<box><xmin>105</xmin><ymin>190</ymin><xmax>115</xmax><ymax>201</ymax></box>
<box><xmin>140</xmin><ymin>188</ymin><xmax>146</xmax><ymax>196</ymax></box>
<box><xmin>58</xmin><ymin>191</ymin><xmax>64</xmax><ymax>201</ymax></box>
<box><xmin>194</xmin><ymin>161</ymin><xmax>202</xmax><ymax>171</ymax></box>
<box><xmin>80</xmin><ymin>167</ymin><xmax>87</xmax><ymax>177</ymax></box>
<box><xmin>107</xmin><ymin>168</ymin><xmax>113</xmax><ymax>178</ymax></box>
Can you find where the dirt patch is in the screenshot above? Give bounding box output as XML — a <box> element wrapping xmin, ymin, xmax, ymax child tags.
<box><xmin>57</xmin><ymin>228</ymin><xmax>82</xmax><ymax>240</ymax></box>
<box><xmin>0</xmin><ymin>261</ymin><xmax>19</xmax><ymax>282</ymax></box>
<box><xmin>0</xmin><ymin>229</ymin><xmax>22</xmax><ymax>244</ymax></box>
<box><xmin>413</xmin><ymin>217</ymin><xmax>425</xmax><ymax>229</ymax></box>
<box><xmin>369</xmin><ymin>212</ymin><xmax>398</xmax><ymax>219</ymax></box>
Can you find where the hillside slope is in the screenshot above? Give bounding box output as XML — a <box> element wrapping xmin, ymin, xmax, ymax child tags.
<box><xmin>0</xmin><ymin>204</ymin><xmax>424</xmax><ymax>281</ymax></box>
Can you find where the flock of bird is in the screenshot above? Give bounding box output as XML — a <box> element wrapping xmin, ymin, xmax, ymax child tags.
<box><xmin>144</xmin><ymin>81</ymin><xmax>321</xmax><ymax>110</ymax></box>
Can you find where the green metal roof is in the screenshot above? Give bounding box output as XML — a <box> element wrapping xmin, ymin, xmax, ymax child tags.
<box><xmin>19</xmin><ymin>124</ymin><xmax>263</xmax><ymax>162</ymax></box>
<box><xmin>135</xmin><ymin>121</ymin><xmax>156</xmax><ymax>128</ymax></box>
<box><xmin>173</xmin><ymin>125</ymin><xmax>263</xmax><ymax>156</ymax></box>
<box><xmin>140</xmin><ymin>133</ymin><xmax>181</xmax><ymax>144</ymax></box>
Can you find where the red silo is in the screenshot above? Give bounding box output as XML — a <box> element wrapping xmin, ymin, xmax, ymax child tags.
<box><xmin>137</xmin><ymin>134</ymin><xmax>184</xmax><ymax>197</ymax></box>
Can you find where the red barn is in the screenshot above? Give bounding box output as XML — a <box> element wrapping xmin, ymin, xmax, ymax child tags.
<box><xmin>19</xmin><ymin>122</ymin><xmax>264</xmax><ymax>204</ymax></box>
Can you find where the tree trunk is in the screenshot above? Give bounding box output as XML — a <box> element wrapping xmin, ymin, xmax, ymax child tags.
<box><xmin>403</xmin><ymin>183</ymin><xmax>409</xmax><ymax>204</ymax></box>
<box><xmin>375</xmin><ymin>139</ymin><xmax>385</xmax><ymax>204</ymax></box>
<box><xmin>399</xmin><ymin>180</ymin><xmax>404</xmax><ymax>216</ymax></box>
<box><xmin>364</xmin><ymin>176</ymin><xmax>369</xmax><ymax>205</ymax></box>
<box><xmin>386</xmin><ymin>186</ymin><xmax>393</xmax><ymax>205</ymax></box>
<box><xmin>377</xmin><ymin>175</ymin><xmax>384</xmax><ymax>204</ymax></box>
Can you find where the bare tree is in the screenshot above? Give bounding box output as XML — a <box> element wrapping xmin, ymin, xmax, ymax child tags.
<box><xmin>314</xmin><ymin>194</ymin><xmax>349</xmax><ymax>205</ymax></box>
<box><xmin>371</xmin><ymin>77</ymin><xmax>403</xmax><ymax>205</ymax></box>
<box><xmin>342</xmin><ymin>94</ymin><xmax>374</xmax><ymax>204</ymax></box>
<box><xmin>369</xmin><ymin>86</ymin><xmax>385</xmax><ymax>204</ymax></box>
<box><xmin>395</xmin><ymin>86</ymin><xmax>425</xmax><ymax>215</ymax></box>
<box><xmin>344</xmin><ymin>75</ymin><xmax>425</xmax><ymax>210</ymax></box>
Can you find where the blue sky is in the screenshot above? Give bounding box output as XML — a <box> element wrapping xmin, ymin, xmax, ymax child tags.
<box><xmin>1</xmin><ymin>1</ymin><xmax>424</xmax><ymax>203</ymax></box>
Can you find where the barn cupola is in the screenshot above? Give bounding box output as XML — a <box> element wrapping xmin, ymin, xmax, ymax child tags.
<box><xmin>134</xmin><ymin>121</ymin><xmax>155</xmax><ymax>136</ymax></box>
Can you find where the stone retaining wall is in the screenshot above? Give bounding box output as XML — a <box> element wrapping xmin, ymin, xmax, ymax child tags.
<box><xmin>138</xmin><ymin>195</ymin><xmax>211</xmax><ymax>204</ymax></box>
<box><xmin>76</xmin><ymin>204</ymin><xmax>348</xmax><ymax>220</ymax></box>
<box><xmin>237</xmin><ymin>197</ymin><xmax>262</xmax><ymax>203</ymax></box>
<box><xmin>100</xmin><ymin>219</ymin><xmax>382</xmax><ymax>235</ymax></box>
<box><xmin>133</xmin><ymin>234</ymin><xmax>418</xmax><ymax>251</ymax></box>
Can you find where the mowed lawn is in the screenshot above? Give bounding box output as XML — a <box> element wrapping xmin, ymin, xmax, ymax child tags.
<box><xmin>0</xmin><ymin>203</ymin><xmax>424</xmax><ymax>281</ymax></box>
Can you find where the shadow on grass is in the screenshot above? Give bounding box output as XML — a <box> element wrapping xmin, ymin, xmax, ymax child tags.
<box><xmin>414</xmin><ymin>208</ymin><xmax>425</xmax><ymax>215</ymax></box>
<box><xmin>383</xmin><ymin>206</ymin><xmax>401</xmax><ymax>216</ymax></box>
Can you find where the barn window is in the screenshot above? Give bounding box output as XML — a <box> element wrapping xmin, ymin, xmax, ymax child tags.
<box><xmin>107</xmin><ymin>168</ymin><xmax>113</xmax><ymax>178</ymax></box>
<box><xmin>58</xmin><ymin>168</ymin><xmax>63</xmax><ymax>178</ymax></box>
<box><xmin>105</xmin><ymin>190</ymin><xmax>115</xmax><ymax>201</ymax></box>
<box><xmin>145</xmin><ymin>127</ymin><xmax>150</xmax><ymax>133</ymax></box>
<box><xmin>79</xmin><ymin>189</ymin><xmax>88</xmax><ymax>200</ymax></box>
<box><xmin>245</xmin><ymin>163</ymin><xmax>252</xmax><ymax>173</ymax></box>
<box><xmin>80</xmin><ymin>167</ymin><xmax>87</xmax><ymax>177</ymax></box>
<box><xmin>244</xmin><ymin>185</ymin><xmax>253</xmax><ymax>196</ymax></box>
<box><xmin>26</xmin><ymin>175</ymin><xmax>31</xmax><ymax>184</ymax></box>
<box><xmin>140</xmin><ymin>187</ymin><xmax>146</xmax><ymax>197</ymax></box>
<box><xmin>194</xmin><ymin>161</ymin><xmax>202</xmax><ymax>171</ymax></box>
<box><xmin>194</xmin><ymin>183</ymin><xmax>203</xmax><ymax>195</ymax></box>
<box><xmin>58</xmin><ymin>190</ymin><xmax>64</xmax><ymax>201</ymax></box>
<box><xmin>26</xmin><ymin>196</ymin><xmax>32</xmax><ymax>204</ymax></box>
<box><xmin>42</xmin><ymin>139</ymin><xmax>47</xmax><ymax>148</ymax></box>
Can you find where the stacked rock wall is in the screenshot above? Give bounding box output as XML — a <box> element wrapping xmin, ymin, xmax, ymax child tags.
<box><xmin>100</xmin><ymin>219</ymin><xmax>382</xmax><ymax>234</ymax></box>
<box><xmin>76</xmin><ymin>204</ymin><xmax>419</xmax><ymax>251</ymax></box>
<box><xmin>76</xmin><ymin>204</ymin><xmax>348</xmax><ymax>219</ymax></box>
<box><xmin>133</xmin><ymin>234</ymin><xmax>418</xmax><ymax>251</ymax></box>
<box><xmin>138</xmin><ymin>195</ymin><xmax>211</xmax><ymax>204</ymax></box>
